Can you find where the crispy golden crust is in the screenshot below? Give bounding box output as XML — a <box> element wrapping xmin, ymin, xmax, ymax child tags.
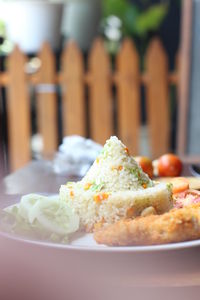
<box><xmin>94</xmin><ymin>203</ymin><xmax>200</xmax><ymax>246</ymax></box>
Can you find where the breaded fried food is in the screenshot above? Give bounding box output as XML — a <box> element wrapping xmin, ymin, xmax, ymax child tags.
<box><xmin>94</xmin><ymin>203</ymin><xmax>200</xmax><ymax>246</ymax></box>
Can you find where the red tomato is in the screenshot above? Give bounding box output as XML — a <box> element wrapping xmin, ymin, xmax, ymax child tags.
<box><xmin>134</xmin><ymin>156</ymin><xmax>153</xmax><ymax>179</ymax></box>
<box><xmin>157</xmin><ymin>154</ymin><xmax>182</xmax><ymax>177</ymax></box>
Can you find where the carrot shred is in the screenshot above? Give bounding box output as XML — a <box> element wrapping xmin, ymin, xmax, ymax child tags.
<box><xmin>170</xmin><ymin>177</ymin><xmax>189</xmax><ymax>194</ymax></box>
<box><xmin>93</xmin><ymin>193</ymin><xmax>110</xmax><ymax>203</ymax></box>
<box><xmin>84</xmin><ymin>183</ymin><xmax>92</xmax><ymax>190</ymax></box>
<box><xmin>70</xmin><ymin>190</ymin><xmax>74</xmax><ymax>197</ymax></box>
<box><xmin>124</xmin><ymin>147</ymin><xmax>130</xmax><ymax>155</ymax></box>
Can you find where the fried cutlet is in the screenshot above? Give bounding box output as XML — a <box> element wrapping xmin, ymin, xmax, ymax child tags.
<box><xmin>94</xmin><ymin>203</ymin><xmax>200</xmax><ymax>246</ymax></box>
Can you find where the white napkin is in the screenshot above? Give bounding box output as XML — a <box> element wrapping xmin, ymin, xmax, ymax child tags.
<box><xmin>53</xmin><ymin>135</ymin><xmax>102</xmax><ymax>177</ymax></box>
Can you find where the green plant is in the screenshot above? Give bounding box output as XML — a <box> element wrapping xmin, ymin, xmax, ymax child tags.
<box><xmin>0</xmin><ymin>20</ymin><xmax>5</xmax><ymax>38</ymax></box>
<box><xmin>102</xmin><ymin>0</ymin><xmax>169</xmax><ymax>38</ymax></box>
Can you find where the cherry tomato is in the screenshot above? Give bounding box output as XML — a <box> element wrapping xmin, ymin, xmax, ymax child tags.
<box><xmin>170</xmin><ymin>177</ymin><xmax>189</xmax><ymax>194</ymax></box>
<box><xmin>157</xmin><ymin>154</ymin><xmax>182</xmax><ymax>177</ymax></box>
<box><xmin>134</xmin><ymin>156</ymin><xmax>153</xmax><ymax>179</ymax></box>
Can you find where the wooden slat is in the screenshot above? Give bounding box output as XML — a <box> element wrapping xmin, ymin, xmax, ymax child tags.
<box><xmin>145</xmin><ymin>38</ymin><xmax>170</xmax><ymax>158</ymax></box>
<box><xmin>116</xmin><ymin>38</ymin><xmax>140</xmax><ymax>155</ymax></box>
<box><xmin>88</xmin><ymin>38</ymin><xmax>113</xmax><ymax>144</ymax></box>
<box><xmin>61</xmin><ymin>40</ymin><xmax>85</xmax><ymax>137</ymax></box>
<box><xmin>0</xmin><ymin>72</ymin><xmax>9</xmax><ymax>86</ymax></box>
<box><xmin>36</xmin><ymin>42</ymin><xmax>58</xmax><ymax>157</ymax></box>
<box><xmin>7</xmin><ymin>46</ymin><xmax>31</xmax><ymax>171</ymax></box>
<box><xmin>0</xmin><ymin>70</ymin><xmax>179</xmax><ymax>87</ymax></box>
<box><xmin>177</xmin><ymin>0</ymin><xmax>193</xmax><ymax>155</ymax></box>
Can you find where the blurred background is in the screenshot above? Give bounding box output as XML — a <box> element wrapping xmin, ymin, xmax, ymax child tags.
<box><xmin>0</xmin><ymin>0</ymin><xmax>180</xmax><ymax>55</ymax></box>
<box><xmin>0</xmin><ymin>0</ymin><xmax>197</xmax><ymax>177</ymax></box>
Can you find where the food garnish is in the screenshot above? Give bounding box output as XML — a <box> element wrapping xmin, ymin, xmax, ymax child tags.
<box><xmin>173</xmin><ymin>189</ymin><xmax>200</xmax><ymax>209</ymax></box>
<box><xmin>170</xmin><ymin>177</ymin><xmax>189</xmax><ymax>194</ymax></box>
<box><xmin>124</xmin><ymin>147</ymin><xmax>130</xmax><ymax>155</ymax></box>
<box><xmin>84</xmin><ymin>183</ymin><xmax>93</xmax><ymax>190</ymax></box>
<box><xmin>70</xmin><ymin>190</ymin><xmax>74</xmax><ymax>197</ymax></box>
<box><xmin>4</xmin><ymin>194</ymin><xmax>79</xmax><ymax>243</ymax></box>
<box><xmin>93</xmin><ymin>192</ymin><xmax>110</xmax><ymax>203</ymax></box>
<box><xmin>90</xmin><ymin>182</ymin><xmax>105</xmax><ymax>192</ymax></box>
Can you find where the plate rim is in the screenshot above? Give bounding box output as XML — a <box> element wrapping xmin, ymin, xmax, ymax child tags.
<box><xmin>2</xmin><ymin>193</ymin><xmax>200</xmax><ymax>253</ymax></box>
<box><xmin>1</xmin><ymin>229</ymin><xmax>200</xmax><ymax>253</ymax></box>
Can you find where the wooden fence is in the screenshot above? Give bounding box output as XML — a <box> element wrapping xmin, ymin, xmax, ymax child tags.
<box><xmin>0</xmin><ymin>37</ymin><xmax>179</xmax><ymax>171</ymax></box>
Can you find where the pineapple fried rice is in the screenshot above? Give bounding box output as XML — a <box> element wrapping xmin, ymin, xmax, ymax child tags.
<box><xmin>59</xmin><ymin>136</ymin><xmax>173</xmax><ymax>231</ymax></box>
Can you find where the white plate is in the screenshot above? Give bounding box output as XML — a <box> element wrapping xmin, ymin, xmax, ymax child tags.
<box><xmin>1</xmin><ymin>194</ymin><xmax>200</xmax><ymax>300</ymax></box>
<box><xmin>4</xmin><ymin>230</ymin><xmax>200</xmax><ymax>253</ymax></box>
<box><xmin>71</xmin><ymin>233</ymin><xmax>200</xmax><ymax>252</ymax></box>
<box><xmin>1</xmin><ymin>193</ymin><xmax>200</xmax><ymax>253</ymax></box>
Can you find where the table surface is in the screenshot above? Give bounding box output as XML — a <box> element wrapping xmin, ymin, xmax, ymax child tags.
<box><xmin>0</xmin><ymin>159</ymin><xmax>195</xmax><ymax>195</ymax></box>
<box><xmin>1</xmin><ymin>159</ymin><xmax>80</xmax><ymax>195</ymax></box>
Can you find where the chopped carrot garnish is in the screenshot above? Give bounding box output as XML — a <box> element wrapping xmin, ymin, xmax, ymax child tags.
<box><xmin>93</xmin><ymin>194</ymin><xmax>101</xmax><ymax>203</ymax></box>
<box><xmin>142</xmin><ymin>183</ymin><xmax>147</xmax><ymax>189</ymax></box>
<box><xmin>70</xmin><ymin>190</ymin><xmax>74</xmax><ymax>197</ymax></box>
<box><xmin>111</xmin><ymin>165</ymin><xmax>123</xmax><ymax>171</ymax></box>
<box><xmin>93</xmin><ymin>192</ymin><xmax>110</xmax><ymax>203</ymax></box>
<box><xmin>84</xmin><ymin>183</ymin><xmax>92</xmax><ymax>190</ymax></box>
<box><xmin>124</xmin><ymin>147</ymin><xmax>130</xmax><ymax>155</ymax></box>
